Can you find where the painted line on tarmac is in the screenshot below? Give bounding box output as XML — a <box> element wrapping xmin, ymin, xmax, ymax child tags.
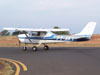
<box><xmin>0</xmin><ymin>57</ymin><xmax>27</xmax><ymax>75</ymax></box>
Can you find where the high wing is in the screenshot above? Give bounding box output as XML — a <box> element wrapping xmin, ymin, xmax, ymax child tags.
<box><xmin>3</xmin><ymin>28</ymin><xmax>70</xmax><ymax>32</ymax></box>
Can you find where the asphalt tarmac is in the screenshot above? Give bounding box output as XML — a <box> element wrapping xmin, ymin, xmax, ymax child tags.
<box><xmin>0</xmin><ymin>47</ymin><xmax>100</xmax><ymax>75</ymax></box>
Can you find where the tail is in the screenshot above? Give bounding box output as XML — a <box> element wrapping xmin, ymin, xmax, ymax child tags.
<box><xmin>76</xmin><ymin>22</ymin><xmax>97</xmax><ymax>37</ymax></box>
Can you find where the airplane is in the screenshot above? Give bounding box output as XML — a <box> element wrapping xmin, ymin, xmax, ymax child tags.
<box><xmin>3</xmin><ymin>22</ymin><xmax>96</xmax><ymax>51</ymax></box>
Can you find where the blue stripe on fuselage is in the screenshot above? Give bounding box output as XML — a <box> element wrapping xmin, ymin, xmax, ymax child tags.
<box><xmin>18</xmin><ymin>35</ymin><xmax>90</xmax><ymax>41</ymax></box>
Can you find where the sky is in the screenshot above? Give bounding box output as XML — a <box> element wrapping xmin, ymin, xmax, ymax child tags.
<box><xmin>0</xmin><ymin>0</ymin><xmax>100</xmax><ymax>34</ymax></box>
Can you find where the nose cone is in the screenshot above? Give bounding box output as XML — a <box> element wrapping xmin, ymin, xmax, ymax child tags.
<box><xmin>18</xmin><ymin>34</ymin><xmax>25</xmax><ymax>38</ymax></box>
<box><xmin>18</xmin><ymin>34</ymin><xmax>26</xmax><ymax>43</ymax></box>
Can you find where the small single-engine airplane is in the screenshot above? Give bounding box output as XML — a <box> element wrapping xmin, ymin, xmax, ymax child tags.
<box><xmin>3</xmin><ymin>22</ymin><xmax>96</xmax><ymax>51</ymax></box>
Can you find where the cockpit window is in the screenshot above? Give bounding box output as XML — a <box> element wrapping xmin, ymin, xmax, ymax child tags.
<box><xmin>29</xmin><ymin>31</ymin><xmax>47</xmax><ymax>36</ymax></box>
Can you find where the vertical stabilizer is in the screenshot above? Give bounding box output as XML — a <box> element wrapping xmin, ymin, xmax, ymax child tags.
<box><xmin>76</xmin><ymin>22</ymin><xmax>96</xmax><ymax>37</ymax></box>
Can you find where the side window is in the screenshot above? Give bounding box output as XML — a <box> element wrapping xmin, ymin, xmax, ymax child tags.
<box><xmin>40</xmin><ymin>32</ymin><xmax>47</xmax><ymax>37</ymax></box>
<box><xmin>31</xmin><ymin>32</ymin><xmax>47</xmax><ymax>36</ymax></box>
<box><xmin>37</xmin><ymin>32</ymin><xmax>40</xmax><ymax>36</ymax></box>
<box><xmin>32</xmin><ymin>32</ymin><xmax>38</xmax><ymax>36</ymax></box>
<box><xmin>31</xmin><ymin>32</ymin><xmax>41</xmax><ymax>36</ymax></box>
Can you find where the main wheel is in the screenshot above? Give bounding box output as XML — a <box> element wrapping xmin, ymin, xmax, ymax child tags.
<box><xmin>32</xmin><ymin>46</ymin><xmax>37</xmax><ymax>51</ymax></box>
<box><xmin>44</xmin><ymin>45</ymin><xmax>49</xmax><ymax>50</ymax></box>
<box><xmin>23</xmin><ymin>46</ymin><xmax>27</xmax><ymax>51</ymax></box>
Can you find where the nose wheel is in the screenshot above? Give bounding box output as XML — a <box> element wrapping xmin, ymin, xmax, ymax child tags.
<box><xmin>32</xmin><ymin>46</ymin><xmax>37</xmax><ymax>51</ymax></box>
<box><xmin>23</xmin><ymin>46</ymin><xmax>27</xmax><ymax>51</ymax></box>
<box><xmin>44</xmin><ymin>45</ymin><xmax>49</xmax><ymax>50</ymax></box>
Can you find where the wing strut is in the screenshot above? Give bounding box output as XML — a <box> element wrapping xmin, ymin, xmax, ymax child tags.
<box><xmin>23</xmin><ymin>31</ymin><xmax>32</xmax><ymax>42</ymax></box>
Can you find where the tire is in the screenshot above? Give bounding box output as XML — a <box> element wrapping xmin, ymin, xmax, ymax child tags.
<box><xmin>32</xmin><ymin>46</ymin><xmax>37</xmax><ymax>51</ymax></box>
<box><xmin>44</xmin><ymin>45</ymin><xmax>49</xmax><ymax>50</ymax></box>
<box><xmin>23</xmin><ymin>46</ymin><xmax>27</xmax><ymax>51</ymax></box>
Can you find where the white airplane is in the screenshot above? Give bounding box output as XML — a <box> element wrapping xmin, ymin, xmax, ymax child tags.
<box><xmin>3</xmin><ymin>22</ymin><xmax>96</xmax><ymax>51</ymax></box>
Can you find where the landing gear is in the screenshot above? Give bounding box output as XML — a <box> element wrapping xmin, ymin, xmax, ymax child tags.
<box><xmin>32</xmin><ymin>46</ymin><xmax>37</xmax><ymax>51</ymax></box>
<box><xmin>23</xmin><ymin>46</ymin><xmax>27</xmax><ymax>51</ymax></box>
<box><xmin>31</xmin><ymin>43</ymin><xmax>41</xmax><ymax>51</ymax></box>
<box><xmin>23</xmin><ymin>44</ymin><xmax>27</xmax><ymax>51</ymax></box>
<box><xmin>23</xmin><ymin>43</ymin><xmax>49</xmax><ymax>52</ymax></box>
<box><xmin>44</xmin><ymin>45</ymin><xmax>49</xmax><ymax>50</ymax></box>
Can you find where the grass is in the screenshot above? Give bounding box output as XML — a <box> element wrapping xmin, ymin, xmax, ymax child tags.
<box><xmin>0</xmin><ymin>36</ymin><xmax>18</xmax><ymax>47</ymax></box>
<box><xmin>0</xmin><ymin>36</ymin><xmax>15</xmax><ymax>40</ymax></box>
<box><xmin>0</xmin><ymin>61</ymin><xmax>15</xmax><ymax>75</ymax></box>
<box><xmin>0</xmin><ymin>35</ymin><xmax>100</xmax><ymax>47</ymax></box>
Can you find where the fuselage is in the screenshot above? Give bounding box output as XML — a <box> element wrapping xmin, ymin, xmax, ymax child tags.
<box><xmin>18</xmin><ymin>33</ymin><xmax>90</xmax><ymax>44</ymax></box>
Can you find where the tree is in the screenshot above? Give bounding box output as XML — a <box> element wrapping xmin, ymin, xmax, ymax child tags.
<box><xmin>0</xmin><ymin>30</ymin><xmax>10</xmax><ymax>36</ymax></box>
<box><xmin>54</xmin><ymin>26</ymin><xmax>60</xmax><ymax>29</ymax></box>
<box><xmin>53</xmin><ymin>26</ymin><xmax>70</xmax><ymax>35</ymax></box>
<box><xmin>12</xmin><ymin>31</ymin><xmax>27</xmax><ymax>35</ymax></box>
